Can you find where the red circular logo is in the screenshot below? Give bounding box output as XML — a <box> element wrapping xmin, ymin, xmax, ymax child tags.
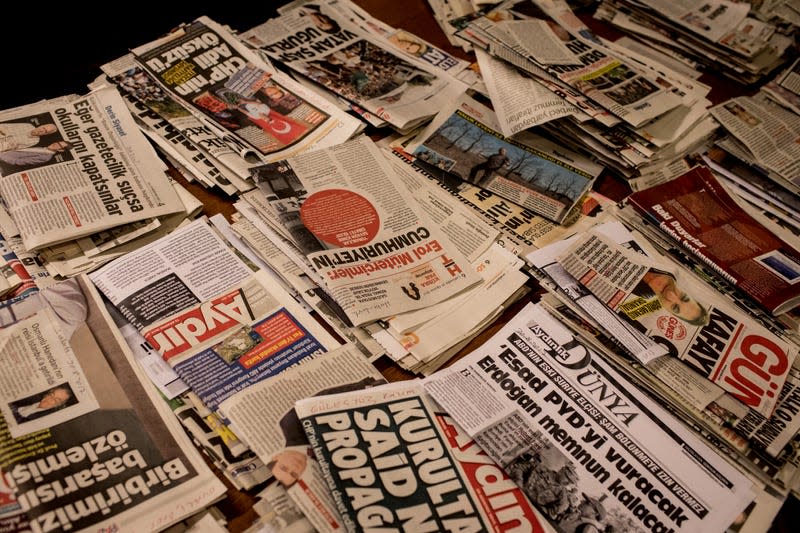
<box><xmin>300</xmin><ymin>189</ymin><xmax>380</xmax><ymax>248</ymax></box>
<box><xmin>656</xmin><ymin>315</ymin><xmax>686</xmax><ymax>340</ymax></box>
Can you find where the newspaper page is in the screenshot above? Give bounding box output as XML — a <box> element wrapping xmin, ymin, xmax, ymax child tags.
<box><xmin>475</xmin><ymin>48</ymin><xmax>586</xmax><ymax>136</ymax></box>
<box><xmin>709</xmin><ymin>94</ymin><xmax>800</xmax><ymax>181</ymax></box>
<box><xmin>423</xmin><ymin>302</ymin><xmax>755</xmax><ymax>533</ymax></box>
<box><xmin>239</xmin><ymin>3</ymin><xmax>466</xmax><ymax>131</ymax></box>
<box><xmin>87</xmin><ymin>218</ymin><xmax>342</xmax><ymax>413</ymax></box>
<box><xmin>531</xmin><ymin>219</ymin><xmax>799</xmax><ymax>418</ymax></box>
<box><xmin>131</xmin><ymin>17</ymin><xmax>360</xmax><ymax>166</ymax></box>
<box><xmin>626</xmin><ymin>165</ymin><xmax>800</xmax><ymax>316</ymax></box>
<box><xmin>458</xmin><ymin>2</ymin><xmax>684</xmax><ymax>127</ymax></box>
<box><xmin>0</xmin><ymin>86</ymin><xmax>184</xmax><ymax>251</ymax></box>
<box><xmin>219</xmin><ymin>344</ymin><xmax>386</xmax><ymax>532</ymax></box>
<box><xmin>407</xmin><ymin>93</ymin><xmax>599</xmax><ymax>224</ymax></box>
<box><xmin>0</xmin><ymin>276</ymin><xmax>226</xmax><ymax>532</ymax></box>
<box><xmin>294</xmin><ymin>379</ymin><xmax>554</xmax><ymax>533</ymax></box>
<box><xmin>0</xmin><ymin>305</ymin><xmax>98</xmax><ymax>439</ymax></box>
<box><xmin>246</xmin><ymin>136</ymin><xmax>481</xmax><ymax>326</ymax></box>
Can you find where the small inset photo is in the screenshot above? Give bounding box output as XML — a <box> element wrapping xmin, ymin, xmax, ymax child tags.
<box><xmin>8</xmin><ymin>382</ymin><xmax>78</xmax><ymax>423</ymax></box>
<box><xmin>216</xmin><ymin>327</ymin><xmax>262</xmax><ymax>363</ymax></box>
<box><xmin>756</xmin><ymin>250</ymin><xmax>800</xmax><ymax>284</ymax></box>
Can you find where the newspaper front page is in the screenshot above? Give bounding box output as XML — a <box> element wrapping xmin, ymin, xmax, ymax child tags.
<box><xmin>240</xmin><ymin>3</ymin><xmax>466</xmax><ymax>132</ymax></box>
<box><xmin>529</xmin><ymin>219</ymin><xmax>799</xmax><ymax>418</ymax></box>
<box><xmin>408</xmin><ymin>93</ymin><xmax>600</xmax><ymax>224</ymax></box>
<box><xmin>88</xmin><ymin>218</ymin><xmax>341</xmax><ymax>413</ymax></box>
<box><xmin>0</xmin><ymin>277</ymin><xmax>225</xmax><ymax>533</ymax></box>
<box><xmin>424</xmin><ymin>302</ymin><xmax>755</xmax><ymax>533</ymax></box>
<box><xmin>295</xmin><ymin>379</ymin><xmax>554</xmax><ymax>533</ymax></box>
<box><xmin>220</xmin><ymin>344</ymin><xmax>387</xmax><ymax>532</ymax></box>
<box><xmin>0</xmin><ymin>86</ymin><xmax>184</xmax><ymax>251</ymax></box>
<box><xmin>131</xmin><ymin>17</ymin><xmax>360</xmax><ymax>166</ymax></box>
<box><xmin>247</xmin><ymin>136</ymin><xmax>481</xmax><ymax>326</ymax></box>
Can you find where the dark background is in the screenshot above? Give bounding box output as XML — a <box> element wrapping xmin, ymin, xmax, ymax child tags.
<box><xmin>2</xmin><ymin>4</ymin><xmax>282</xmax><ymax>110</ymax></box>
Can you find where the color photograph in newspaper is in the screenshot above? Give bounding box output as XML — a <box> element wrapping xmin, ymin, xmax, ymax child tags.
<box><xmin>0</xmin><ymin>276</ymin><xmax>225</xmax><ymax>532</ymax></box>
<box><xmin>133</xmin><ymin>17</ymin><xmax>359</xmax><ymax>163</ymax></box>
<box><xmin>424</xmin><ymin>303</ymin><xmax>755</xmax><ymax>533</ymax></box>
<box><xmin>408</xmin><ymin>93</ymin><xmax>599</xmax><ymax>224</ymax></box>
<box><xmin>240</xmin><ymin>2</ymin><xmax>465</xmax><ymax>131</ymax></box>
<box><xmin>294</xmin><ymin>379</ymin><xmax>554</xmax><ymax>533</ymax></box>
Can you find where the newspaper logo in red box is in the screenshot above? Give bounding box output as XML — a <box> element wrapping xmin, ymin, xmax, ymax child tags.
<box><xmin>147</xmin><ymin>288</ymin><xmax>254</xmax><ymax>360</ymax></box>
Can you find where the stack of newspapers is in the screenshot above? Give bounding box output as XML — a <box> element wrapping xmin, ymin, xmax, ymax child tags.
<box><xmin>594</xmin><ymin>0</ymin><xmax>798</xmax><ymax>84</ymax></box>
<box><xmin>419</xmin><ymin>0</ymin><xmax>721</xmax><ymax>188</ymax></box>
<box><xmin>2</xmin><ymin>0</ymin><xmax>800</xmax><ymax>532</ymax></box>
<box><xmin>0</xmin><ymin>86</ymin><xmax>206</xmax><ymax>278</ymax></box>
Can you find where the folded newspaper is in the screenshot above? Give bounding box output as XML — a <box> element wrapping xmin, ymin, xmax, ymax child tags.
<box><xmin>626</xmin><ymin>165</ymin><xmax>800</xmax><ymax>316</ymax></box>
<box><xmin>130</xmin><ymin>16</ymin><xmax>361</xmax><ymax>169</ymax></box>
<box><xmin>88</xmin><ymin>218</ymin><xmax>342</xmax><ymax>415</ymax></box>
<box><xmin>0</xmin><ymin>276</ymin><xmax>225</xmax><ymax>532</ymax></box>
<box><xmin>244</xmin><ymin>135</ymin><xmax>482</xmax><ymax>326</ymax></box>
<box><xmin>423</xmin><ymin>302</ymin><xmax>755</xmax><ymax>533</ymax></box>
<box><xmin>0</xmin><ymin>86</ymin><xmax>185</xmax><ymax>251</ymax></box>
<box><xmin>294</xmin><ymin>378</ymin><xmax>555</xmax><ymax>533</ymax></box>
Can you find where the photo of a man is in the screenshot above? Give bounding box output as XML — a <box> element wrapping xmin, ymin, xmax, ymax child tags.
<box><xmin>9</xmin><ymin>383</ymin><xmax>78</xmax><ymax>423</ymax></box>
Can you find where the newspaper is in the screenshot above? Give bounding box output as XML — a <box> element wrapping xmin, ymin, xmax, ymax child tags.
<box><xmin>626</xmin><ymin>165</ymin><xmax>800</xmax><ymax>316</ymax></box>
<box><xmin>219</xmin><ymin>344</ymin><xmax>386</xmax><ymax>532</ymax></box>
<box><xmin>423</xmin><ymin>302</ymin><xmax>755</xmax><ymax>533</ymax></box>
<box><xmin>475</xmin><ymin>48</ymin><xmax>585</xmax><ymax>136</ymax></box>
<box><xmin>87</xmin><ymin>218</ymin><xmax>342</xmax><ymax>414</ymax></box>
<box><xmin>316</xmin><ymin>0</ymin><xmax>475</xmax><ymax>78</ymax></box>
<box><xmin>240</xmin><ymin>3</ymin><xmax>466</xmax><ymax>132</ymax></box>
<box><xmin>407</xmin><ymin>93</ymin><xmax>600</xmax><ymax>224</ymax></box>
<box><xmin>0</xmin><ymin>276</ymin><xmax>225</xmax><ymax>532</ymax></box>
<box><xmin>294</xmin><ymin>379</ymin><xmax>554</xmax><ymax>533</ymax></box>
<box><xmin>118</xmin><ymin>84</ymin><xmax>242</xmax><ymax>195</ymax></box>
<box><xmin>130</xmin><ymin>17</ymin><xmax>360</xmax><ymax>167</ymax></box>
<box><xmin>763</xmin><ymin>57</ymin><xmax>800</xmax><ymax>116</ymax></box>
<box><xmin>245</xmin><ymin>135</ymin><xmax>481</xmax><ymax>326</ymax></box>
<box><xmin>530</xmin><ymin>219</ymin><xmax>799</xmax><ymax>418</ymax></box>
<box><xmin>101</xmin><ymin>53</ymin><xmax>255</xmax><ymax>190</ymax></box>
<box><xmin>709</xmin><ymin>94</ymin><xmax>800</xmax><ymax>182</ymax></box>
<box><xmin>0</xmin><ymin>85</ymin><xmax>185</xmax><ymax>251</ymax></box>
<box><xmin>166</xmin><ymin>390</ymin><xmax>272</xmax><ymax>492</ymax></box>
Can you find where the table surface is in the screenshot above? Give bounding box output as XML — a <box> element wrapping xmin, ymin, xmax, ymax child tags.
<box><xmin>3</xmin><ymin>1</ymin><xmax>796</xmax><ymax>531</ymax></box>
